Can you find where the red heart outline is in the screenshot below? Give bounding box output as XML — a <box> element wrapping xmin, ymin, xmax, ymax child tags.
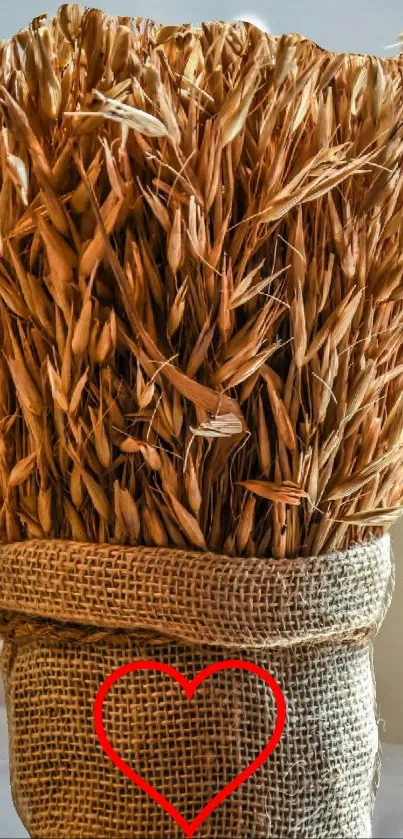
<box><xmin>93</xmin><ymin>659</ymin><xmax>286</xmax><ymax>838</ymax></box>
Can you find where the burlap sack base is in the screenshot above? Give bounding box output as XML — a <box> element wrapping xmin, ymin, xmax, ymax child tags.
<box><xmin>0</xmin><ymin>535</ymin><xmax>393</xmax><ymax>839</ymax></box>
<box><xmin>1</xmin><ymin>634</ymin><xmax>379</xmax><ymax>839</ymax></box>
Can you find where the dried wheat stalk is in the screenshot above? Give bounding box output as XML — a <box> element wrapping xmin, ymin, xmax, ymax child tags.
<box><xmin>0</xmin><ymin>6</ymin><xmax>402</xmax><ymax>558</ymax></box>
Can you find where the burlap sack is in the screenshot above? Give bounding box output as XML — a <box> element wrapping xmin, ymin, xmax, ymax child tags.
<box><xmin>0</xmin><ymin>534</ymin><xmax>393</xmax><ymax>839</ymax></box>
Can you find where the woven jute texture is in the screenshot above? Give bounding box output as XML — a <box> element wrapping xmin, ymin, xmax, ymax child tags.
<box><xmin>0</xmin><ymin>534</ymin><xmax>393</xmax><ymax>839</ymax></box>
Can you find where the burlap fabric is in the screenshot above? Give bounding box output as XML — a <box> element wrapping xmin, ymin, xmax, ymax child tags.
<box><xmin>0</xmin><ymin>534</ymin><xmax>393</xmax><ymax>839</ymax></box>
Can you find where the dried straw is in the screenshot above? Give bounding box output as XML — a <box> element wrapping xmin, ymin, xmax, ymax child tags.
<box><xmin>0</xmin><ymin>6</ymin><xmax>403</xmax><ymax>558</ymax></box>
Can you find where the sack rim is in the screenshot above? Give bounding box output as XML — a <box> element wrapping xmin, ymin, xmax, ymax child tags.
<box><xmin>0</xmin><ymin>534</ymin><xmax>393</xmax><ymax>648</ymax></box>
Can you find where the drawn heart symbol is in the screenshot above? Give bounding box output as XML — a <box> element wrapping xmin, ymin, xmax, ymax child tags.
<box><xmin>93</xmin><ymin>659</ymin><xmax>286</xmax><ymax>838</ymax></box>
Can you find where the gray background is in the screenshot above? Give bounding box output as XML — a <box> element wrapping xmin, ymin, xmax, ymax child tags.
<box><xmin>0</xmin><ymin>0</ymin><xmax>402</xmax><ymax>744</ymax></box>
<box><xmin>0</xmin><ymin>0</ymin><xmax>402</xmax><ymax>57</ymax></box>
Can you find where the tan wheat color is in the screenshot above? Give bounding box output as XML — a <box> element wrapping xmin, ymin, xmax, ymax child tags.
<box><xmin>0</xmin><ymin>7</ymin><xmax>403</xmax><ymax>558</ymax></box>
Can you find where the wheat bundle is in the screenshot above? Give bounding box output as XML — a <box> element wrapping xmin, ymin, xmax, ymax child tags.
<box><xmin>0</xmin><ymin>6</ymin><xmax>402</xmax><ymax>560</ymax></box>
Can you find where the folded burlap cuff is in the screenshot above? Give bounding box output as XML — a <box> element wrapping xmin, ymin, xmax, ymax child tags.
<box><xmin>0</xmin><ymin>534</ymin><xmax>392</xmax><ymax>646</ymax></box>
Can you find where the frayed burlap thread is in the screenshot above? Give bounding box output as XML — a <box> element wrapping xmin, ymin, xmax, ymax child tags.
<box><xmin>0</xmin><ymin>534</ymin><xmax>393</xmax><ymax>839</ymax></box>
